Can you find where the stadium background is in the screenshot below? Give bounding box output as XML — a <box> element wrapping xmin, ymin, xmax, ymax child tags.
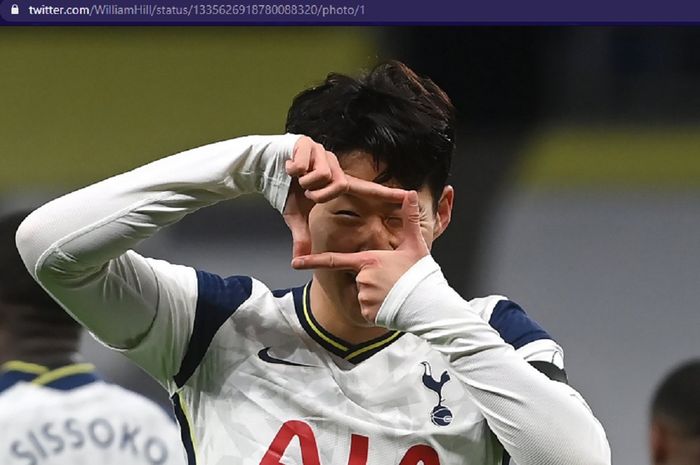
<box><xmin>2</xmin><ymin>28</ymin><xmax>699</xmax><ymax>465</ymax></box>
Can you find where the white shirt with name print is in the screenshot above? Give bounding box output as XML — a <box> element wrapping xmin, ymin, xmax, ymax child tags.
<box><xmin>0</xmin><ymin>362</ymin><xmax>186</xmax><ymax>465</ymax></box>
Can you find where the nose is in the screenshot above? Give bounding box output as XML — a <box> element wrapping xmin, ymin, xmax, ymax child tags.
<box><xmin>358</xmin><ymin>216</ymin><xmax>401</xmax><ymax>251</ymax></box>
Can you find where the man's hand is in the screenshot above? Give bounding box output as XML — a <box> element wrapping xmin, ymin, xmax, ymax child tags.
<box><xmin>290</xmin><ymin>190</ymin><xmax>428</xmax><ymax>323</ymax></box>
<box><xmin>282</xmin><ymin>136</ymin><xmax>406</xmax><ymax>258</ymax></box>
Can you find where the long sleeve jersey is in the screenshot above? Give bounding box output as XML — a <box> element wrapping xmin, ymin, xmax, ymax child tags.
<box><xmin>16</xmin><ymin>134</ymin><xmax>611</xmax><ymax>465</ymax></box>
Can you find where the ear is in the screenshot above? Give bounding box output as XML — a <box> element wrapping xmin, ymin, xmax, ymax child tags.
<box><xmin>432</xmin><ymin>185</ymin><xmax>454</xmax><ymax>241</ymax></box>
<box><xmin>651</xmin><ymin>420</ymin><xmax>668</xmax><ymax>465</ymax></box>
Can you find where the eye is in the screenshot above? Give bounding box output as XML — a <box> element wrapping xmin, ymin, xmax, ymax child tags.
<box><xmin>385</xmin><ymin>216</ymin><xmax>403</xmax><ymax>227</ymax></box>
<box><xmin>334</xmin><ymin>210</ymin><xmax>360</xmax><ymax>217</ymax></box>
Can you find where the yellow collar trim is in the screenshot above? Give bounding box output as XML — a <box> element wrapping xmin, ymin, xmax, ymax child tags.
<box><xmin>1</xmin><ymin>360</ymin><xmax>49</xmax><ymax>375</ymax></box>
<box><xmin>31</xmin><ymin>363</ymin><xmax>96</xmax><ymax>386</ymax></box>
<box><xmin>345</xmin><ymin>330</ymin><xmax>403</xmax><ymax>361</ymax></box>
<box><xmin>302</xmin><ymin>283</ymin><xmax>349</xmax><ymax>352</ymax></box>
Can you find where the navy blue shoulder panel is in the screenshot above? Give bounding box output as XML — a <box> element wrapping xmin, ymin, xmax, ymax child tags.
<box><xmin>44</xmin><ymin>372</ymin><xmax>101</xmax><ymax>391</ymax></box>
<box><xmin>488</xmin><ymin>300</ymin><xmax>552</xmax><ymax>349</ymax></box>
<box><xmin>0</xmin><ymin>370</ymin><xmax>36</xmax><ymax>394</ymax></box>
<box><xmin>271</xmin><ymin>287</ymin><xmax>294</xmax><ymax>298</ymax></box>
<box><xmin>173</xmin><ymin>271</ymin><xmax>252</xmax><ymax>388</ymax></box>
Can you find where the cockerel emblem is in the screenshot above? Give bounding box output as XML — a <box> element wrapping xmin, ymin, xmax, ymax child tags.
<box><xmin>420</xmin><ymin>361</ymin><xmax>453</xmax><ymax>426</ymax></box>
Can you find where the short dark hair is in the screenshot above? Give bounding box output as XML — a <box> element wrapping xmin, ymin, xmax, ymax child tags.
<box><xmin>0</xmin><ymin>210</ymin><xmax>80</xmax><ymax>330</ymax></box>
<box><xmin>651</xmin><ymin>359</ymin><xmax>700</xmax><ymax>436</ymax></box>
<box><xmin>285</xmin><ymin>60</ymin><xmax>455</xmax><ymax>206</ymax></box>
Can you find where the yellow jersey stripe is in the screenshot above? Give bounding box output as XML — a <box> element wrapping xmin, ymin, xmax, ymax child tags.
<box><xmin>345</xmin><ymin>330</ymin><xmax>403</xmax><ymax>361</ymax></box>
<box><xmin>1</xmin><ymin>360</ymin><xmax>49</xmax><ymax>374</ymax></box>
<box><xmin>302</xmin><ymin>283</ymin><xmax>349</xmax><ymax>352</ymax></box>
<box><xmin>32</xmin><ymin>363</ymin><xmax>95</xmax><ymax>386</ymax></box>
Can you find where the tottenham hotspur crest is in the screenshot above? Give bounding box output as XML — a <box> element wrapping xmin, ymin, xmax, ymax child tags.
<box><xmin>420</xmin><ymin>361</ymin><xmax>453</xmax><ymax>426</ymax></box>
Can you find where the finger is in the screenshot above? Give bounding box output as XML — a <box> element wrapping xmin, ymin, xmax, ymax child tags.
<box><xmin>304</xmin><ymin>184</ymin><xmax>346</xmax><ymax>203</ymax></box>
<box><xmin>304</xmin><ymin>153</ymin><xmax>349</xmax><ymax>203</ymax></box>
<box><xmin>285</xmin><ymin>159</ymin><xmax>301</xmax><ymax>177</ymax></box>
<box><xmin>287</xmin><ymin>140</ymin><xmax>313</xmax><ymax>177</ymax></box>
<box><xmin>399</xmin><ymin>190</ymin><xmax>426</xmax><ymax>249</ymax></box>
<box><xmin>326</xmin><ymin>150</ymin><xmax>346</xmax><ymax>185</ymax></box>
<box><xmin>345</xmin><ymin>176</ymin><xmax>407</xmax><ymax>204</ymax></box>
<box><xmin>286</xmin><ymin>216</ymin><xmax>312</xmax><ymax>259</ymax></box>
<box><xmin>298</xmin><ymin>146</ymin><xmax>332</xmax><ymax>190</ymax></box>
<box><xmin>291</xmin><ymin>235</ymin><xmax>311</xmax><ymax>259</ymax></box>
<box><xmin>291</xmin><ymin>251</ymin><xmax>372</xmax><ymax>271</ymax></box>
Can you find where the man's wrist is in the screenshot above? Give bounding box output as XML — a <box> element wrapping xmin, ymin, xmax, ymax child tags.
<box><xmin>375</xmin><ymin>255</ymin><xmax>441</xmax><ymax>330</ymax></box>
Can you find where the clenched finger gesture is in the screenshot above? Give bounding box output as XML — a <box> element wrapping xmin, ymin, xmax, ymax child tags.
<box><xmin>282</xmin><ymin>136</ymin><xmax>406</xmax><ymax>258</ymax></box>
<box><xmin>291</xmin><ymin>190</ymin><xmax>429</xmax><ymax>323</ymax></box>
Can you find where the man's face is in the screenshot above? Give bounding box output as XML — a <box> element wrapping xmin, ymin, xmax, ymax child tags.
<box><xmin>307</xmin><ymin>150</ymin><xmax>453</xmax><ymax>324</ymax></box>
<box><xmin>651</xmin><ymin>419</ymin><xmax>700</xmax><ymax>465</ymax></box>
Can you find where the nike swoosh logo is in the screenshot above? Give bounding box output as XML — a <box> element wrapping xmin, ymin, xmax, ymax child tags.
<box><xmin>257</xmin><ymin>348</ymin><xmax>314</xmax><ymax>367</ymax></box>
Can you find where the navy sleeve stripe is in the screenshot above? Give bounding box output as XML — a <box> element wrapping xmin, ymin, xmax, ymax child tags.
<box><xmin>501</xmin><ymin>450</ymin><xmax>511</xmax><ymax>465</ymax></box>
<box><xmin>529</xmin><ymin>361</ymin><xmax>569</xmax><ymax>384</ymax></box>
<box><xmin>173</xmin><ymin>271</ymin><xmax>252</xmax><ymax>388</ymax></box>
<box><xmin>488</xmin><ymin>300</ymin><xmax>551</xmax><ymax>350</ymax></box>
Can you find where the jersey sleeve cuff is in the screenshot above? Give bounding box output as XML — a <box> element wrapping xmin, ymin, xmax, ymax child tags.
<box><xmin>375</xmin><ymin>255</ymin><xmax>441</xmax><ymax>329</ymax></box>
<box><xmin>259</xmin><ymin>133</ymin><xmax>300</xmax><ymax>213</ymax></box>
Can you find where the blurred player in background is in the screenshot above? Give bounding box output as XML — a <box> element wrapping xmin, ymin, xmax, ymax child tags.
<box><xmin>16</xmin><ymin>61</ymin><xmax>610</xmax><ymax>465</ymax></box>
<box><xmin>650</xmin><ymin>360</ymin><xmax>700</xmax><ymax>465</ymax></box>
<box><xmin>0</xmin><ymin>211</ymin><xmax>185</xmax><ymax>465</ymax></box>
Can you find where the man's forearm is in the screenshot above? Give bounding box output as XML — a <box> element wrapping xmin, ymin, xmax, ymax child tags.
<box><xmin>15</xmin><ymin>134</ymin><xmax>298</xmax><ymax>346</ymax></box>
<box><xmin>376</xmin><ymin>256</ymin><xmax>611</xmax><ymax>465</ymax></box>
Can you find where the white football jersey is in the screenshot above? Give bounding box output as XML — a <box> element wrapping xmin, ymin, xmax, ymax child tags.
<box><xmin>0</xmin><ymin>362</ymin><xmax>186</xmax><ymax>465</ymax></box>
<box><xmin>122</xmin><ymin>270</ymin><xmax>563</xmax><ymax>465</ymax></box>
<box><xmin>16</xmin><ymin>134</ymin><xmax>610</xmax><ymax>465</ymax></box>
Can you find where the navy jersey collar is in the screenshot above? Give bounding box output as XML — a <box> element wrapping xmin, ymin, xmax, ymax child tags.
<box><xmin>291</xmin><ymin>282</ymin><xmax>403</xmax><ymax>364</ymax></box>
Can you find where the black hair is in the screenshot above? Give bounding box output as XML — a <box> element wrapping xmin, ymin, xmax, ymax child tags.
<box><xmin>0</xmin><ymin>210</ymin><xmax>81</xmax><ymax>331</ymax></box>
<box><xmin>651</xmin><ymin>359</ymin><xmax>700</xmax><ymax>436</ymax></box>
<box><xmin>285</xmin><ymin>60</ymin><xmax>455</xmax><ymax>207</ymax></box>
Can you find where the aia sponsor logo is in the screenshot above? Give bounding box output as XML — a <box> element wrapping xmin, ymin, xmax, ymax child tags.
<box><xmin>259</xmin><ymin>420</ymin><xmax>440</xmax><ymax>465</ymax></box>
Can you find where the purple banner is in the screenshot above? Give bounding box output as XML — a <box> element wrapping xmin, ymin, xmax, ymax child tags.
<box><xmin>1</xmin><ymin>0</ymin><xmax>700</xmax><ymax>24</ymax></box>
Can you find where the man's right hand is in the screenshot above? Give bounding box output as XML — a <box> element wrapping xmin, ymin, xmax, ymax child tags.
<box><xmin>282</xmin><ymin>136</ymin><xmax>406</xmax><ymax>259</ymax></box>
<box><xmin>290</xmin><ymin>190</ymin><xmax>429</xmax><ymax>324</ymax></box>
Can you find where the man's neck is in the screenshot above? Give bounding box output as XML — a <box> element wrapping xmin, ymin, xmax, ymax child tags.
<box><xmin>0</xmin><ymin>338</ymin><xmax>80</xmax><ymax>368</ymax></box>
<box><xmin>309</xmin><ymin>279</ymin><xmax>390</xmax><ymax>345</ymax></box>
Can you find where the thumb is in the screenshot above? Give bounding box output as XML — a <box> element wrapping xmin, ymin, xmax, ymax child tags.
<box><xmin>400</xmin><ymin>190</ymin><xmax>427</xmax><ymax>251</ymax></box>
<box><xmin>288</xmin><ymin>218</ymin><xmax>312</xmax><ymax>259</ymax></box>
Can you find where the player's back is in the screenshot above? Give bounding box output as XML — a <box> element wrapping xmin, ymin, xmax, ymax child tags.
<box><xmin>0</xmin><ymin>361</ymin><xmax>185</xmax><ymax>465</ymax></box>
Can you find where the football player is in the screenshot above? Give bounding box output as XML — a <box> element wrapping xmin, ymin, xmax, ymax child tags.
<box><xmin>16</xmin><ymin>61</ymin><xmax>610</xmax><ymax>465</ymax></box>
<box><xmin>0</xmin><ymin>211</ymin><xmax>186</xmax><ymax>465</ymax></box>
<box><xmin>650</xmin><ymin>360</ymin><xmax>700</xmax><ymax>465</ymax></box>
